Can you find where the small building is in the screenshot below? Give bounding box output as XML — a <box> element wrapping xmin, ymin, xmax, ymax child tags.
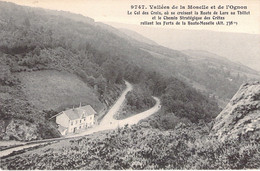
<box><xmin>55</xmin><ymin>104</ymin><xmax>97</xmax><ymax>135</ymax></box>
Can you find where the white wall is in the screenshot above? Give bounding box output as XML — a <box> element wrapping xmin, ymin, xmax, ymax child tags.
<box><xmin>56</xmin><ymin>112</ymin><xmax>70</xmax><ymax>127</ymax></box>
<box><xmin>67</xmin><ymin>114</ymin><xmax>95</xmax><ymax>133</ymax></box>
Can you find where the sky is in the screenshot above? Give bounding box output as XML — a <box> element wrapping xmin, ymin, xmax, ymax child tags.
<box><xmin>2</xmin><ymin>0</ymin><xmax>260</xmax><ymax>34</ymax></box>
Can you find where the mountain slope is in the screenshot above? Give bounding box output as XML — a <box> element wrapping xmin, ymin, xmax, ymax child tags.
<box><xmin>118</xmin><ymin>28</ymin><xmax>158</xmax><ymax>46</ymax></box>
<box><xmin>101</xmin><ymin>24</ymin><xmax>259</xmax><ymax>104</ymax></box>
<box><xmin>137</xmin><ymin>44</ymin><xmax>260</xmax><ymax>104</ymax></box>
<box><xmin>182</xmin><ymin>50</ymin><xmax>259</xmax><ymax>77</ymax></box>
<box><xmin>0</xmin><ymin>3</ymin><xmax>259</xmax><ymax>166</ymax></box>
<box><xmin>2</xmin><ymin>119</ymin><xmax>260</xmax><ymax>169</ymax></box>
<box><xmin>211</xmin><ymin>81</ymin><xmax>260</xmax><ymax>141</ymax></box>
<box><xmin>106</xmin><ymin>22</ymin><xmax>260</xmax><ymax>72</ymax></box>
<box><xmin>0</xmin><ymin>1</ymin><xmax>220</xmax><ymax>140</ymax></box>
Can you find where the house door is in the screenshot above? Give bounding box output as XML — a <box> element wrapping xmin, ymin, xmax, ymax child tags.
<box><xmin>73</xmin><ymin>127</ymin><xmax>77</xmax><ymax>133</ymax></box>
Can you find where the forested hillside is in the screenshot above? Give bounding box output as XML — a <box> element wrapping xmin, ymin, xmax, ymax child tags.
<box><xmin>1</xmin><ymin>1</ymin><xmax>219</xmax><ymax>140</ymax></box>
<box><xmin>110</xmin><ymin>24</ymin><xmax>260</xmax><ymax>105</ymax></box>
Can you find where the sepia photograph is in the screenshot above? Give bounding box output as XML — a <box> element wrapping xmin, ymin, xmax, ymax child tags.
<box><xmin>0</xmin><ymin>0</ymin><xmax>259</xmax><ymax>170</ymax></box>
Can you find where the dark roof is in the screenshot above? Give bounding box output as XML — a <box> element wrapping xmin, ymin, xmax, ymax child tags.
<box><xmin>62</xmin><ymin>105</ymin><xmax>96</xmax><ymax>120</ymax></box>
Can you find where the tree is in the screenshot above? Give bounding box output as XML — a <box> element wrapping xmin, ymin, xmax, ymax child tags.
<box><xmin>95</xmin><ymin>74</ymin><xmax>106</xmax><ymax>96</ymax></box>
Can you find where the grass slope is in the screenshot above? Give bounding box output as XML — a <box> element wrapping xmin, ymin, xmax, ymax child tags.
<box><xmin>16</xmin><ymin>70</ymin><xmax>104</xmax><ymax>112</ymax></box>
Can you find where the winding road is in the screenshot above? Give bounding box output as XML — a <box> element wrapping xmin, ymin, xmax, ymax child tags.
<box><xmin>0</xmin><ymin>81</ymin><xmax>161</xmax><ymax>158</ymax></box>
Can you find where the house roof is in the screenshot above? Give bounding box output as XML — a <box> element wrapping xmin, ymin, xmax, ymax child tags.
<box><xmin>63</xmin><ymin>109</ymin><xmax>81</xmax><ymax>120</ymax></box>
<box><xmin>62</xmin><ymin>105</ymin><xmax>96</xmax><ymax>120</ymax></box>
<box><xmin>78</xmin><ymin>105</ymin><xmax>97</xmax><ymax>115</ymax></box>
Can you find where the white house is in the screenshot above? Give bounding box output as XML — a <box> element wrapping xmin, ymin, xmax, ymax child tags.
<box><xmin>55</xmin><ymin>105</ymin><xmax>97</xmax><ymax>135</ymax></box>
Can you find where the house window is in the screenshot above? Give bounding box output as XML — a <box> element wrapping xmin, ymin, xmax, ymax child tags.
<box><xmin>71</xmin><ymin>121</ymin><xmax>73</xmax><ymax>126</ymax></box>
<box><xmin>84</xmin><ymin>119</ymin><xmax>86</xmax><ymax>122</ymax></box>
<box><xmin>80</xmin><ymin>120</ymin><xmax>81</xmax><ymax>123</ymax></box>
<box><xmin>79</xmin><ymin>126</ymin><xmax>81</xmax><ymax>129</ymax></box>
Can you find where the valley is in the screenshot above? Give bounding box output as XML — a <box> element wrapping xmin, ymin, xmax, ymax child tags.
<box><xmin>0</xmin><ymin>1</ymin><xmax>259</xmax><ymax>170</ymax></box>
